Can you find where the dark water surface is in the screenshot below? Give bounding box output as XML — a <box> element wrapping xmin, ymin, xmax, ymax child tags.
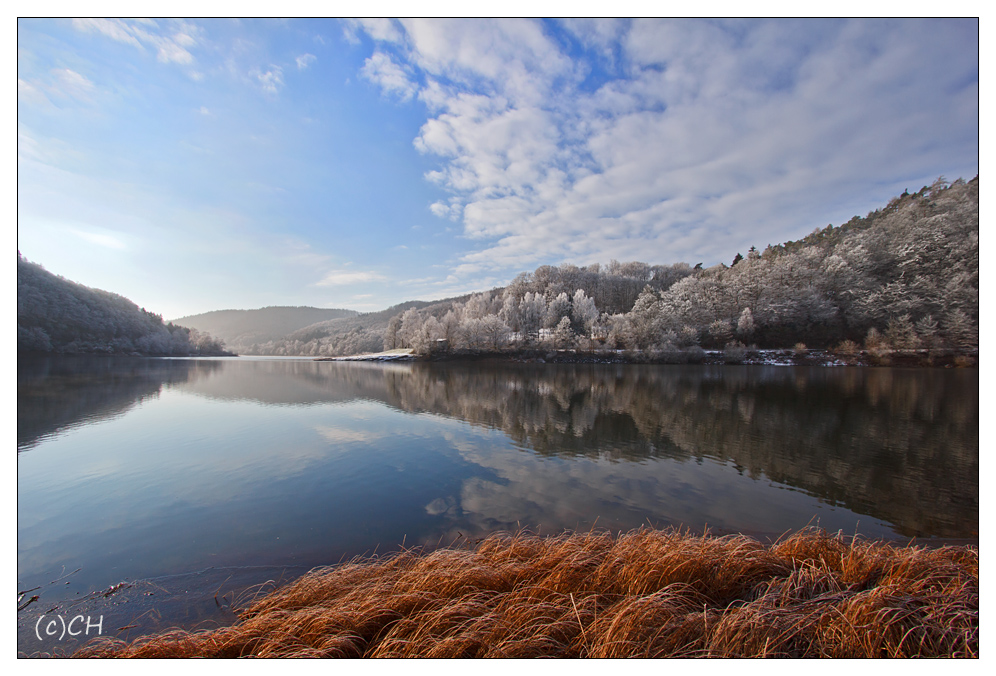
<box><xmin>17</xmin><ymin>355</ymin><xmax>978</xmax><ymax>652</ymax></box>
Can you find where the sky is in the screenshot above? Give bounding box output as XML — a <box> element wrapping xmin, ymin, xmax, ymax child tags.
<box><xmin>16</xmin><ymin>17</ymin><xmax>979</xmax><ymax>319</ymax></box>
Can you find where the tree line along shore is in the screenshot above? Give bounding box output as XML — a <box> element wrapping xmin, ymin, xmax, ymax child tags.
<box><xmin>320</xmin><ymin>344</ymin><xmax>977</xmax><ymax>368</ymax></box>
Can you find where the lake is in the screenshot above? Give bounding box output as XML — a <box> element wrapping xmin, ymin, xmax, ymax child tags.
<box><xmin>17</xmin><ymin>355</ymin><xmax>978</xmax><ymax>653</ymax></box>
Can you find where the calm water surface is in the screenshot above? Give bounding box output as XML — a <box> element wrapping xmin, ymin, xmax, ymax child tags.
<box><xmin>17</xmin><ymin>355</ymin><xmax>978</xmax><ymax>651</ymax></box>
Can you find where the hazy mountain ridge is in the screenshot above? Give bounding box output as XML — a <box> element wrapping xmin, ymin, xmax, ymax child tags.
<box><xmin>173</xmin><ymin>306</ymin><xmax>359</xmax><ymax>351</ymax></box>
<box><xmin>241</xmin><ymin>297</ymin><xmax>474</xmax><ymax>357</ymax></box>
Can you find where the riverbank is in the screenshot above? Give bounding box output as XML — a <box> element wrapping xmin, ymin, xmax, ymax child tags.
<box><xmin>315</xmin><ymin>348</ymin><xmax>415</xmax><ymax>362</ymax></box>
<box><xmin>18</xmin><ymin>348</ymin><xmax>239</xmax><ymax>358</ymax></box>
<box><xmin>74</xmin><ymin>527</ymin><xmax>977</xmax><ymax>658</ymax></box>
<box><xmin>317</xmin><ymin>346</ymin><xmax>978</xmax><ymax>368</ymax></box>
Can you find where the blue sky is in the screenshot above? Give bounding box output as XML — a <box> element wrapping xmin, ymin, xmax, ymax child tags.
<box><xmin>17</xmin><ymin>18</ymin><xmax>979</xmax><ymax>319</ymax></box>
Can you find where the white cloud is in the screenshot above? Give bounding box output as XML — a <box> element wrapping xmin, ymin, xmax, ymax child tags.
<box><xmin>253</xmin><ymin>66</ymin><xmax>284</xmax><ymax>94</ymax></box>
<box><xmin>72</xmin><ymin>18</ymin><xmax>143</xmax><ymax>49</ymax></box>
<box><xmin>50</xmin><ymin>68</ymin><xmax>95</xmax><ymax>100</ymax></box>
<box><xmin>282</xmin><ymin>241</ymin><xmax>331</xmax><ymax>270</ymax></box>
<box><xmin>17</xmin><ymin>128</ymin><xmax>41</xmax><ymax>162</ymax></box>
<box><xmin>349</xmin><ymin>18</ymin><xmax>979</xmax><ymax>285</ymax></box>
<box><xmin>342</xmin><ymin>18</ymin><xmax>404</xmax><ymax>45</ymax></box>
<box><xmin>558</xmin><ymin>18</ymin><xmax>628</xmax><ymax>59</ymax></box>
<box><xmin>17</xmin><ymin>78</ymin><xmax>51</xmax><ymax>106</ymax></box>
<box><xmin>156</xmin><ymin>39</ymin><xmax>194</xmax><ymax>65</ymax></box>
<box><xmin>296</xmin><ymin>53</ymin><xmax>317</xmax><ymax>70</ymax></box>
<box><xmin>361</xmin><ymin>52</ymin><xmax>417</xmax><ymax>101</ymax></box>
<box><xmin>70</xmin><ymin>228</ymin><xmax>127</xmax><ymax>250</ymax></box>
<box><xmin>72</xmin><ymin>18</ymin><xmax>200</xmax><ymax>67</ymax></box>
<box><xmin>17</xmin><ymin>124</ymin><xmax>84</xmax><ymax>167</ymax></box>
<box><xmin>315</xmin><ymin>270</ymin><xmax>386</xmax><ymax>286</ymax></box>
<box><xmin>429</xmin><ymin>201</ymin><xmax>463</xmax><ymax>220</ymax></box>
<box><xmin>399</xmin><ymin>18</ymin><xmax>572</xmax><ymax>105</ymax></box>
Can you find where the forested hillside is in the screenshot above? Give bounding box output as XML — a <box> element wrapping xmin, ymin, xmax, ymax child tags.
<box><xmin>385</xmin><ymin>176</ymin><xmax>978</xmax><ymax>357</ymax></box>
<box><xmin>17</xmin><ymin>254</ymin><xmax>229</xmax><ymax>356</ymax></box>
<box><xmin>173</xmin><ymin>306</ymin><xmax>358</xmax><ymax>353</ymax></box>
<box><xmin>167</xmin><ymin>176</ymin><xmax>979</xmax><ymax>359</ymax></box>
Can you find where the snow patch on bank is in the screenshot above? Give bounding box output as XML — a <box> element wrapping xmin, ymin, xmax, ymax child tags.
<box><xmin>316</xmin><ymin>349</ymin><xmax>415</xmax><ymax>362</ymax></box>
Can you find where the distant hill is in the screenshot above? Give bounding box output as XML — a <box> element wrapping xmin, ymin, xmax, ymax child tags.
<box><xmin>17</xmin><ymin>253</ymin><xmax>228</xmax><ymax>356</ymax></box>
<box><xmin>173</xmin><ymin>306</ymin><xmax>359</xmax><ymax>351</ymax></box>
<box><xmin>235</xmin><ymin>297</ymin><xmax>472</xmax><ymax>357</ymax></box>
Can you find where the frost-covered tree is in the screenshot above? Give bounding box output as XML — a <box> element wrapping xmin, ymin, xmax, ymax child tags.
<box><xmin>439</xmin><ymin>310</ymin><xmax>462</xmax><ymax>344</ymax></box>
<box><xmin>498</xmin><ymin>291</ymin><xmax>522</xmax><ymax>334</ymax></box>
<box><xmin>736</xmin><ymin>308</ymin><xmax>755</xmax><ymax>341</ymax></box>
<box><xmin>627</xmin><ymin>286</ymin><xmax>665</xmax><ymax>349</ymax></box>
<box><xmin>915</xmin><ymin>314</ymin><xmax>940</xmax><ymax>351</ymax></box>
<box><xmin>519</xmin><ymin>292</ymin><xmax>546</xmax><ymax>342</ymax></box>
<box><xmin>398</xmin><ymin>308</ymin><xmax>424</xmax><ymax>349</ymax></box>
<box><xmin>943</xmin><ymin>309</ymin><xmax>978</xmax><ymax>349</ymax></box>
<box><xmin>677</xmin><ymin>325</ymin><xmax>700</xmax><ymax>348</ymax></box>
<box><xmin>571</xmin><ymin>289</ymin><xmax>599</xmax><ymax>338</ymax></box>
<box><xmin>885</xmin><ymin>314</ymin><xmax>919</xmax><ymax>350</ymax></box>
<box><xmin>552</xmin><ymin>316</ymin><xmax>575</xmax><ymax>349</ymax></box>
<box><xmin>463</xmin><ymin>292</ymin><xmax>495</xmax><ymax>320</ymax></box>
<box><xmin>707</xmin><ymin>319</ymin><xmax>733</xmax><ymax>348</ymax></box>
<box><xmin>458</xmin><ymin>317</ymin><xmax>486</xmax><ymax>350</ymax></box>
<box><xmin>478</xmin><ymin>314</ymin><xmax>511</xmax><ymax>350</ymax></box>
<box><xmin>384</xmin><ymin>315</ymin><xmax>402</xmax><ymax>350</ymax></box>
<box><xmin>544</xmin><ymin>292</ymin><xmax>571</xmax><ymax>329</ymax></box>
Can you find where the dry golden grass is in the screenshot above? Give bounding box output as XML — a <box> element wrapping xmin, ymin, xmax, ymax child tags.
<box><xmin>74</xmin><ymin>528</ymin><xmax>978</xmax><ymax>658</ymax></box>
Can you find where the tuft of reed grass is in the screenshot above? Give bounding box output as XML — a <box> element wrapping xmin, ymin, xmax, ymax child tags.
<box><xmin>74</xmin><ymin>527</ymin><xmax>977</xmax><ymax>658</ymax></box>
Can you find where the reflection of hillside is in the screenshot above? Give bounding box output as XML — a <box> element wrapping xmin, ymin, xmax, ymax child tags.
<box><xmin>17</xmin><ymin>356</ymin><xmax>220</xmax><ymax>451</ymax></box>
<box><xmin>374</xmin><ymin>364</ymin><xmax>976</xmax><ymax>539</ymax></box>
<box><xmin>176</xmin><ymin>360</ymin><xmax>413</xmax><ymax>406</ymax></box>
<box><xmin>123</xmin><ymin>359</ymin><xmax>976</xmax><ymax>538</ymax></box>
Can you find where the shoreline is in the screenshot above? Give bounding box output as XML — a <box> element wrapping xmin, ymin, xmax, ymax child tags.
<box><xmin>18</xmin><ymin>349</ymin><xmax>239</xmax><ymax>358</ymax></box>
<box><xmin>69</xmin><ymin>526</ymin><xmax>978</xmax><ymax>658</ymax></box>
<box><xmin>316</xmin><ymin>347</ymin><xmax>978</xmax><ymax>368</ymax></box>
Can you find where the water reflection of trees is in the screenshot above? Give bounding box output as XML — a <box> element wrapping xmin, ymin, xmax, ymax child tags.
<box><xmin>183</xmin><ymin>361</ymin><xmax>973</xmax><ymax>538</ymax></box>
<box><xmin>28</xmin><ymin>357</ymin><xmax>975</xmax><ymax>537</ymax></box>
<box><xmin>375</xmin><ymin>364</ymin><xmax>977</xmax><ymax>538</ymax></box>
<box><xmin>17</xmin><ymin>356</ymin><xmax>221</xmax><ymax>451</ymax></box>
